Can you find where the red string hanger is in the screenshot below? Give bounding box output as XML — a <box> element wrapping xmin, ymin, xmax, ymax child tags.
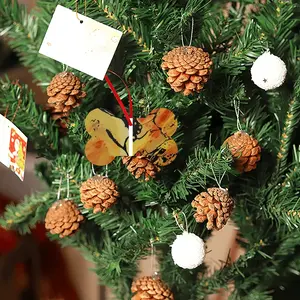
<box><xmin>104</xmin><ymin>70</ymin><xmax>133</xmax><ymax>126</ymax></box>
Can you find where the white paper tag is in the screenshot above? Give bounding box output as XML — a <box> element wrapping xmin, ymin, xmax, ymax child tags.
<box><xmin>39</xmin><ymin>5</ymin><xmax>122</xmax><ymax>80</ymax></box>
<box><xmin>0</xmin><ymin>115</ymin><xmax>28</xmax><ymax>181</ymax></box>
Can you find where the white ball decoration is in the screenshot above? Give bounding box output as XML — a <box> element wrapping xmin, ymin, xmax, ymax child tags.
<box><xmin>251</xmin><ymin>51</ymin><xmax>287</xmax><ymax>90</ymax></box>
<box><xmin>171</xmin><ymin>231</ymin><xmax>205</xmax><ymax>269</ymax></box>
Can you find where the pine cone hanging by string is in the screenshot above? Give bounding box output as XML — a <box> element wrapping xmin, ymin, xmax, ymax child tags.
<box><xmin>131</xmin><ymin>276</ymin><xmax>174</xmax><ymax>300</ymax></box>
<box><xmin>45</xmin><ymin>200</ymin><xmax>84</xmax><ymax>238</ymax></box>
<box><xmin>223</xmin><ymin>131</ymin><xmax>261</xmax><ymax>173</ymax></box>
<box><xmin>80</xmin><ymin>176</ymin><xmax>120</xmax><ymax>213</ymax></box>
<box><xmin>161</xmin><ymin>46</ymin><xmax>213</xmax><ymax>96</ymax></box>
<box><xmin>46</xmin><ymin>72</ymin><xmax>86</xmax><ymax>126</ymax></box>
<box><xmin>122</xmin><ymin>155</ymin><xmax>160</xmax><ymax>181</ymax></box>
<box><xmin>192</xmin><ymin>188</ymin><xmax>234</xmax><ymax>230</ymax></box>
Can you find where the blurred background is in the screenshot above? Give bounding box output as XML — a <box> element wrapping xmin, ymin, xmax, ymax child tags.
<box><xmin>0</xmin><ymin>1</ymin><xmax>243</xmax><ymax>299</ymax></box>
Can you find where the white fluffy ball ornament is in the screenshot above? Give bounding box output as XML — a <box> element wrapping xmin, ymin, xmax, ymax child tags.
<box><xmin>171</xmin><ymin>231</ymin><xmax>205</xmax><ymax>269</ymax></box>
<box><xmin>251</xmin><ymin>51</ymin><xmax>287</xmax><ymax>90</ymax></box>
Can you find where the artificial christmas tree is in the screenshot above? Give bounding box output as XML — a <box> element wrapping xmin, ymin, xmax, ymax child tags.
<box><xmin>0</xmin><ymin>1</ymin><xmax>300</xmax><ymax>299</ymax></box>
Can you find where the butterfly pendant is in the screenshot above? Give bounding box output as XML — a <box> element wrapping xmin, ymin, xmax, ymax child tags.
<box><xmin>85</xmin><ymin>108</ymin><xmax>178</xmax><ymax>166</ymax></box>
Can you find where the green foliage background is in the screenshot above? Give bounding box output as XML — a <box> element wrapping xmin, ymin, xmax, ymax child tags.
<box><xmin>0</xmin><ymin>0</ymin><xmax>300</xmax><ymax>299</ymax></box>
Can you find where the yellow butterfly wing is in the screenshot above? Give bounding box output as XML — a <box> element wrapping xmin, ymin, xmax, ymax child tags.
<box><xmin>85</xmin><ymin>109</ymin><xmax>128</xmax><ymax>166</ymax></box>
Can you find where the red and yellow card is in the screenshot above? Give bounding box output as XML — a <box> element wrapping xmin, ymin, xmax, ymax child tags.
<box><xmin>0</xmin><ymin>115</ymin><xmax>27</xmax><ymax>181</ymax></box>
<box><xmin>85</xmin><ymin>108</ymin><xmax>178</xmax><ymax>167</ymax></box>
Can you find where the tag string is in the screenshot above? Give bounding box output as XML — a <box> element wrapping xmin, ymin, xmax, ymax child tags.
<box><xmin>75</xmin><ymin>0</ymin><xmax>87</xmax><ymax>23</ymax></box>
<box><xmin>210</xmin><ymin>163</ymin><xmax>227</xmax><ymax>192</ymax></box>
<box><xmin>80</xmin><ymin>163</ymin><xmax>83</xmax><ymax>181</ymax></box>
<box><xmin>181</xmin><ymin>16</ymin><xmax>195</xmax><ymax>47</ymax></box>
<box><xmin>57</xmin><ymin>176</ymin><xmax>63</xmax><ymax>200</ymax></box>
<box><xmin>108</xmin><ymin>70</ymin><xmax>133</xmax><ymax>120</ymax></box>
<box><xmin>11</xmin><ymin>99</ymin><xmax>22</xmax><ymax>123</ymax></box>
<box><xmin>91</xmin><ymin>164</ymin><xmax>108</xmax><ymax>177</ymax></box>
<box><xmin>150</xmin><ymin>238</ymin><xmax>159</xmax><ymax>277</ymax></box>
<box><xmin>104</xmin><ymin>70</ymin><xmax>133</xmax><ymax>126</ymax></box>
<box><xmin>210</xmin><ymin>163</ymin><xmax>222</xmax><ymax>189</ymax></box>
<box><xmin>66</xmin><ymin>174</ymin><xmax>70</xmax><ymax>200</ymax></box>
<box><xmin>233</xmin><ymin>99</ymin><xmax>242</xmax><ymax>132</ymax></box>
<box><xmin>150</xmin><ymin>239</ymin><xmax>155</xmax><ymax>276</ymax></box>
<box><xmin>4</xmin><ymin>81</ymin><xmax>22</xmax><ymax>122</ymax></box>
<box><xmin>91</xmin><ymin>164</ymin><xmax>96</xmax><ymax>176</ymax></box>
<box><xmin>173</xmin><ymin>211</ymin><xmax>189</xmax><ymax>232</ymax></box>
<box><xmin>4</xmin><ymin>105</ymin><xmax>9</xmax><ymax>118</ymax></box>
<box><xmin>75</xmin><ymin>0</ymin><xmax>82</xmax><ymax>22</ymax></box>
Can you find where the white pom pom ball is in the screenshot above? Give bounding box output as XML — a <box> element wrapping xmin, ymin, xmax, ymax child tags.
<box><xmin>251</xmin><ymin>51</ymin><xmax>287</xmax><ymax>90</ymax></box>
<box><xmin>171</xmin><ymin>231</ymin><xmax>205</xmax><ymax>269</ymax></box>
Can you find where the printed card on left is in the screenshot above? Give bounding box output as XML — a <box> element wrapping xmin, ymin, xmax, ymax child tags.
<box><xmin>0</xmin><ymin>114</ymin><xmax>27</xmax><ymax>181</ymax></box>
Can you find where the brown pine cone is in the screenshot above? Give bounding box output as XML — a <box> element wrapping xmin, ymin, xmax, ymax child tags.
<box><xmin>223</xmin><ymin>131</ymin><xmax>261</xmax><ymax>173</ymax></box>
<box><xmin>46</xmin><ymin>72</ymin><xmax>86</xmax><ymax>126</ymax></box>
<box><xmin>131</xmin><ymin>276</ymin><xmax>174</xmax><ymax>300</ymax></box>
<box><xmin>122</xmin><ymin>155</ymin><xmax>160</xmax><ymax>181</ymax></box>
<box><xmin>80</xmin><ymin>176</ymin><xmax>120</xmax><ymax>213</ymax></box>
<box><xmin>192</xmin><ymin>188</ymin><xmax>234</xmax><ymax>230</ymax></box>
<box><xmin>45</xmin><ymin>200</ymin><xmax>84</xmax><ymax>238</ymax></box>
<box><xmin>161</xmin><ymin>46</ymin><xmax>213</xmax><ymax>96</ymax></box>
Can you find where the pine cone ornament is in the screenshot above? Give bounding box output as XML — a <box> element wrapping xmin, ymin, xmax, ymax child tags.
<box><xmin>122</xmin><ymin>155</ymin><xmax>160</xmax><ymax>181</ymax></box>
<box><xmin>46</xmin><ymin>72</ymin><xmax>86</xmax><ymax>126</ymax></box>
<box><xmin>131</xmin><ymin>276</ymin><xmax>174</xmax><ymax>300</ymax></box>
<box><xmin>223</xmin><ymin>131</ymin><xmax>261</xmax><ymax>172</ymax></box>
<box><xmin>192</xmin><ymin>188</ymin><xmax>234</xmax><ymax>230</ymax></box>
<box><xmin>161</xmin><ymin>46</ymin><xmax>213</xmax><ymax>96</ymax></box>
<box><xmin>45</xmin><ymin>200</ymin><xmax>84</xmax><ymax>238</ymax></box>
<box><xmin>80</xmin><ymin>176</ymin><xmax>119</xmax><ymax>213</ymax></box>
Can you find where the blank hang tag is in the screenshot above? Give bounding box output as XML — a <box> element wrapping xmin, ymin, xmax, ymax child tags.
<box><xmin>39</xmin><ymin>5</ymin><xmax>122</xmax><ymax>80</ymax></box>
<box><xmin>0</xmin><ymin>115</ymin><xmax>28</xmax><ymax>181</ymax></box>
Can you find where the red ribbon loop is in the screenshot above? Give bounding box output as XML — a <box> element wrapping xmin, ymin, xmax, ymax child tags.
<box><xmin>104</xmin><ymin>70</ymin><xmax>133</xmax><ymax>126</ymax></box>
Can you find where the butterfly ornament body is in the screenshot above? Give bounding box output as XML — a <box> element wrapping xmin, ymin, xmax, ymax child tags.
<box><xmin>85</xmin><ymin>108</ymin><xmax>178</xmax><ymax>167</ymax></box>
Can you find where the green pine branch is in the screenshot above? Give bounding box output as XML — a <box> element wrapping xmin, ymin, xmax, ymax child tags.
<box><xmin>170</xmin><ymin>146</ymin><xmax>233</xmax><ymax>200</ymax></box>
<box><xmin>0</xmin><ymin>0</ymin><xmax>61</xmax><ymax>81</ymax></box>
<box><xmin>0</xmin><ymin>79</ymin><xmax>59</xmax><ymax>157</ymax></box>
<box><xmin>0</xmin><ymin>192</ymin><xmax>53</xmax><ymax>234</ymax></box>
<box><xmin>254</xmin><ymin>1</ymin><xmax>299</xmax><ymax>56</ymax></box>
<box><xmin>0</xmin><ymin>0</ymin><xmax>107</xmax><ymax>95</ymax></box>
<box><xmin>195</xmin><ymin>245</ymin><xmax>264</xmax><ymax>299</ymax></box>
<box><xmin>281</xmin><ymin>146</ymin><xmax>300</xmax><ymax>195</ymax></box>
<box><xmin>214</xmin><ymin>21</ymin><xmax>267</xmax><ymax>76</ymax></box>
<box><xmin>265</xmin><ymin>146</ymin><xmax>300</xmax><ymax>230</ymax></box>
<box><xmin>222</xmin><ymin>101</ymin><xmax>276</xmax><ymax>151</ymax></box>
<box><xmin>276</xmin><ymin>77</ymin><xmax>300</xmax><ymax>171</ymax></box>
